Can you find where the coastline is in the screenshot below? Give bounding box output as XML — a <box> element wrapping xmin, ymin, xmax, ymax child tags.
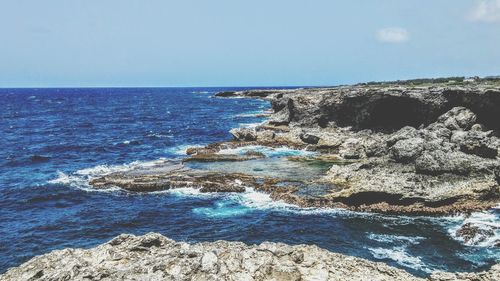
<box><xmin>88</xmin><ymin>78</ymin><xmax>500</xmax><ymax>216</ymax></box>
<box><xmin>1</xmin><ymin>233</ymin><xmax>498</xmax><ymax>281</ymax></box>
<box><xmin>2</xmin><ymin>78</ymin><xmax>499</xmax><ymax>279</ymax></box>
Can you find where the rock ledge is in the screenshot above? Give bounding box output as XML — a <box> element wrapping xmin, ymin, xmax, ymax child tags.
<box><xmin>2</xmin><ymin>233</ymin><xmax>498</xmax><ymax>281</ymax></box>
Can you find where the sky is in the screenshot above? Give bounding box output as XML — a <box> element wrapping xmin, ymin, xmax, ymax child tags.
<box><xmin>1</xmin><ymin>0</ymin><xmax>500</xmax><ymax>87</ymax></box>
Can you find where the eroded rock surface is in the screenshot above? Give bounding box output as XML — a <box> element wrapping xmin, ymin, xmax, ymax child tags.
<box><xmin>89</xmin><ymin>162</ymin><xmax>257</xmax><ymax>193</ymax></box>
<box><xmin>2</xmin><ymin>233</ymin><xmax>498</xmax><ymax>281</ymax></box>
<box><xmin>89</xmin><ymin>80</ymin><xmax>500</xmax><ymax>215</ymax></box>
<box><xmin>217</xmin><ymin>81</ymin><xmax>500</xmax><ymax>214</ymax></box>
<box><xmin>455</xmin><ymin>222</ymin><xmax>500</xmax><ymax>247</ymax></box>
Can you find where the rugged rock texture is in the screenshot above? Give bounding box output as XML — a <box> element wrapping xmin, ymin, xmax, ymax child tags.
<box><xmin>89</xmin><ymin>161</ymin><xmax>258</xmax><ymax>193</ymax></box>
<box><xmin>430</xmin><ymin>265</ymin><xmax>500</xmax><ymax>281</ymax></box>
<box><xmin>219</xmin><ymin>82</ymin><xmax>500</xmax><ymax>132</ymax></box>
<box><xmin>88</xmin><ymin>80</ymin><xmax>499</xmax><ymax>215</ymax></box>
<box><xmin>455</xmin><ymin>222</ymin><xmax>500</xmax><ymax>247</ymax></box>
<box><xmin>2</xmin><ymin>233</ymin><xmax>498</xmax><ymax>281</ymax></box>
<box><xmin>183</xmin><ymin>152</ymin><xmax>265</xmax><ymax>162</ymax></box>
<box><xmin>219</xmin><ymin>81</ymin><xmax>500</xmax><ymax>214</ymax></box>
<box><xmin>0</xmin><ymin>233</ymin><xmax>500</xmax><ymax>281</ymax></box>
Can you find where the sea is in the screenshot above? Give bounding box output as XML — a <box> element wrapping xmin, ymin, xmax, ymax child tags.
<box><xmin>0</xmin><ymin>87</ymin><xmax>498</xmax><ymax>276</ymax></box>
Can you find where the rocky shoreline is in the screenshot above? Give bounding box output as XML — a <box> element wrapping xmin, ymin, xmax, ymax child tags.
<box><xmin>4</xmin><ymin>78</ymin><xmax>498</xmax><ymax>280</ymax></box>
<box><xmin>1</xmin><ymin>232</ymin><xmax>498</xmax><ymax>281</ymax></box>
<box><xmin>88</xmin><ymin>79</ymin><xmax>500</xmax><ymax>216</ymax></box>
<box><xmin>215</xmin><ymin>80</ymin><xmax>500</xmax><ymax>215</ymax></box>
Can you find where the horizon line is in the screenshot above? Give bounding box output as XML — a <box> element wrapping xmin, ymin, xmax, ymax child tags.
<box><xmin>1</xmin><ymin>74</ymin><xmax>498</xmax><ymax>89</ymax></box>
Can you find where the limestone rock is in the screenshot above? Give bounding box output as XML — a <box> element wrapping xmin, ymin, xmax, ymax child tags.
<box><xmin>339</xmin><ymin>138</ymin><xmax>364</xmax><ymax>159</ymax></box>
<box><xmin>230</xmin><ymin>128</ymin><xmax>257</xmax><ymax>141</ymax></box>
<box><xmin>387</xmin><ymin>126</ymin><xmax>420</xmax><ymax>146</ymax></box>
<box><xmin>451</xmin><ymin>130</ymin><xmax>498</xmax><ymax>159</ymax></box>
<box><xmin>455</xmin><ymin>222</ymin><xmax>499</xmax><ymax>247</ymax></box>
<box><xmin>299</xmin><ymin>132</ymin><xmax>320</xmax><ymax>144</ymax></box>
<box><xmin>390</xmin><ymin>138</ymin><xmax>425</xmax><ymax>163</ymax></box>
<box><xmin>437</xmin><ymin>106</ymin><xmax>477</xmax><ymax>131</ymax></box>
<box><xmin>0</xmin><ymin>233</ymin><xmax>427</xmax><ymax>281</ymax></box>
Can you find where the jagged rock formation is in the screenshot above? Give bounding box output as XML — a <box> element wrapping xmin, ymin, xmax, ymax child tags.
<box><xmin>89</xmin><ymin>161</ymin><xmax>260</xmax><ymax>193</ymax></box>
<box><xmin>217</xmin><ymin>83</ymin><xmax>500</xmax><ymax>132</ymax></box>
<box><xmin>455</xmin><ymin>221</ymin><xmax>500</xmax><ymax>247</ymax></box>
<box><xmin>87</xmin><ymin>80</ymin><xmax>499</xmax><ymax>215</ymax></box>
<box><xmin>219</xmin><ymin>81</ymin><xmax>500</xmax><ymax>214</ymax></box>
<box><xmin>2</xmin><ymin>232</ymin><xmax>498</xmax><ymax>281</ymax></box>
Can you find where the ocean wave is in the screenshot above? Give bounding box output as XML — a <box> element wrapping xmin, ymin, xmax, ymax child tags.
<box><xmin>164</xmin><ymin>144</ymin><xmax>206</xmax><ymax>156</ymax></box>
<box><xmin>74</xmin><ymin>158</ymin><xmax>171</xmax><ymax>177</ymax></box>
<box><xmin>367</xmin><ymin>233</ymin><xmax>425</xmax><ymax>245</ymax></box>
<box><xmin>146</xmin><ymin>132</ymin><xmax>172</xmax><ymax>139</ymax></box>
<box><xmin>238</xmin><ymin>121</ymin><xmax>266</xmax><ymax>129</ymax></box>
<box><xmin>368</xmin><ymin>246</ymin><xmax>431</xmax><ymax>273</ymax></box>
<box><xmin>190</xmin><ymin>91</ymin><xmax>214</xmax><ymax>94</ymax></box>
<box><xmin>191</xmin><ymin>187</ymin><xmax>375</xmax><ymax>218</ymax></box>
<box><xmin>47</xmin><ymin>171</ymin><xmax>121</xmax><ymax>193</ymax></box>
<box><xmin>217</xmin><ymin>145</ymin><xmax>316</xmax><ymax>158</ymax></box>
<box><xmin>47</xmin><ymin>157</ymin><xmax>497</xmax><ymax>236</ymax></box>
<box><xmin>447</xmin><ymin>210</ymin><xmax>500</xmax><ymax>247</ymax></box>
<box><xmin>233</xmin><ymin>110</ymin><xmax>268</xmax><ymax>118</ymax></box>
<box><xmin>47</xmin><ymin>159</ymin><xmax>173</xmax><ymax>192</ymax></box>
<box><xmin>117</xmin><ymin>140</ymin><xmax>141</xmax><ymax>146</ymax></box>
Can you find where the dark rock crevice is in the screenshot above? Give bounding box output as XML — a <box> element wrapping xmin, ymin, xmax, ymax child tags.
<box><xmin>337</xmin><ymin>191</ymin><xmax>421</xmax><ymax>206</ymax></box>
<box><xmin>444</xmin><ymin>89</ymin><xmax>500</xmax><ymax>133</ymax></box>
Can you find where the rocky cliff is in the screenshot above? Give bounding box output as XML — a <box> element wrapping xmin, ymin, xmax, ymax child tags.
<box><xmin>1</xmin><ymin>233</ymin><xmax>498</xmax><ymax>281</ymax></box>
<box><xmin>220</xmin><ymin>80</ymin><xmax>500</xmax><ymax>214</ymax></box>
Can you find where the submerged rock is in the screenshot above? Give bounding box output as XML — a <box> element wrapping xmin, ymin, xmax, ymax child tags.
<box><xmin>455</xmin><ymin>222</ymin><xmax>499</xmax><ymax>247</ymax></box>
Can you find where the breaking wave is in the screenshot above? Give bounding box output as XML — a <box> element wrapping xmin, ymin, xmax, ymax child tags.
<box><xmin>368</xmin><ymin>246</ymin><xmax>431</xmax><ymax>273</ymax></box>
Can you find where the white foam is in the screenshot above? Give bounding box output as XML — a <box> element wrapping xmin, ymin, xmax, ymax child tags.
<box><xmin>447</xmin><ymin>211</ymin><xmax>500</xmax><ymax>247</ymax></box>
<box><xmin>165</xmin><ymin>144</ymin><xmax>205</xmax><ymax>156</ymax></box>
<box><xmin>233</xmin><ymin>110</ymin><xmax>268</xmax><ymax>118</ymax></box>
<box><xmin>368</xmin><ymin>247</ymin><xmax>431</xmax><ymax>273</ymax></box>
<box><xmin>367</xmin><ymin>233</ymin><xmax>424</xmax><ymax>245</ymax></box>
<box><xmin>217</xmin><ymin>145</ymin><xmax>316</xmax><ymax>158</ymax></box>
<box><xmin>146</xmin><ymin>133</ymin><xmax>172</xmax><ymax>139</ymax></box>
<box><xmin>48</xmin><ymin>159</ymin><xmax>174</xmax><ymax>192</ymax></box>
<box><xmin>236</xmin><ymin>188</ymin><xmax>295</xmax><ymax>210</ymax></box>
<box><xmin>48</xmin><ymin>171</ymin><xmax>87</xmax><ymax>187</ymax></box>
<box><xmin>48</xmin><ymin>171</ymin><xmax>121</xmax><ymax>193</ymax></box>
<box><xmin>151</xmin><ymin>187</ymin><xmax>214</xmax><ymax>198</ymax></box>
<box><xmin>225</xmin><ymin>187</ymin><xmax>371</xmax><ymax>217</ymax></box>
<box><xmin>74</xmin><ymin>158</ymin><xmax>170</xmax><ymax>177</ymax></box>
<box><xmin>238</xmin><ymin>122</ymin><xmax>263</xmax><ymax>129</ymax></box>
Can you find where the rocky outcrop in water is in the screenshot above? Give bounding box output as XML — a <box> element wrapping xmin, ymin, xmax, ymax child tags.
<box><xmin>456</xmin><ymin>221</ymin><xmax>500</xmax><ymax>247</ymax></box>
<box><xmin>89</xmin><ymin>161</ymin><xmax>259</xmax><ymax>193</ymax></box>
<box><xmin>1</xmin><ymin>232</ymin><xmax>498</xmax><ymax>281</ymax></box>
<box><xmin>88</xmin><ymin>80</ymin><xmax>500</xmax><ymax>215</ymax></box>
<box><xmin>218</xmin><ymin>80</ymin><xmax>500</xmax><ymax>214</ymax></box>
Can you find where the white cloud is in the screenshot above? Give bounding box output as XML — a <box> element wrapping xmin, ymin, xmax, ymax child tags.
<box><xmin>376</xmin><ymin>27</ymin><xmax>409</xmax><ymax>43</ymax></box>
<box><xmin>469</xmin><ymin>0</ymin><xmax>500</xmax><ymax>22</ymax></box>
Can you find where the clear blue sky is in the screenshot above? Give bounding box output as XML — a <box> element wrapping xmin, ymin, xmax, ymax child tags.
<box><xmin>1</xmin><ymin>0</ymin><xmax>499</xmax><ymax>87</ymax></box>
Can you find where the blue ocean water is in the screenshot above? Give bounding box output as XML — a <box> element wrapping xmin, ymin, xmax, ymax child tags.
<box><xmin>0</xmin><ymin>88</ymin><xmax>498</xmax><ymax>276</ymax></box>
